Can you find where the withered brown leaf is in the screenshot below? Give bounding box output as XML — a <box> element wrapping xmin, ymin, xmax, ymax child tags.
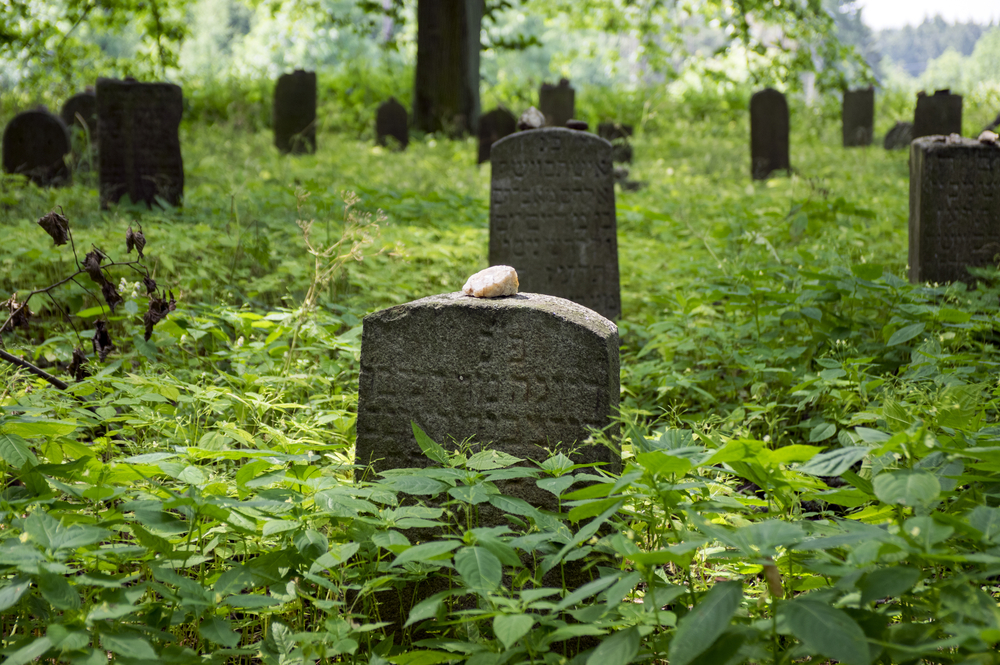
<box><xmin>100</xmin><ymin>280</ymin><xmax>124</xmax><ymax>313</ymax></box>
<box><xmin>143</xmin><ymin>275</ymin><xmax>157</xmax><ymax>295</ymax></box>
<box><xmin>83</xmin><ymin>251</ymin><xmax>105</xmax><ymax>284</ymax></box>
<box><xmin>144</xmin><ymin>290</ymin><xmax>177</xmax><ymax>341</ymax></box>
<box><xmin>68</xmin><ymin>347</ymin><xmax>89</xmax><ymax>381</ymax></box>
<box><xmin>3</xmin><ymin>293</ymin><xmax>31</xmax><ymax>331</ymax></box>
<box><xmin>38</xmin><ymin>211</ymin><xmax>70</xmax><ymax>246</ymax></box>
<box><xmin>93</xmin><ymin>320</ymin><xmax>114</xmax><ymax>361</ymax></box>
<box><xmin>126</xmin><ymin>225</ymin><xmax>146</xmax><ymax>259</ymax></box>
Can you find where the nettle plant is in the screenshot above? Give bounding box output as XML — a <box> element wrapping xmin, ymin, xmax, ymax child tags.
<box><xmin>0</xmin><ymin>208</ymin><xmax>175</xmax><ymax>389</ymax></box>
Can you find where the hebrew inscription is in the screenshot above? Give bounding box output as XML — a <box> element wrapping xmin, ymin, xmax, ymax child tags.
<box><xmin>489</xmin><ymin>128</ymin><xmax>620</xmax><ymax>320</ymax></box>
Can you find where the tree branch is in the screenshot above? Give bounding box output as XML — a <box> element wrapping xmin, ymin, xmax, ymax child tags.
<box><xmin>0</xmin><ymin>348</ymin><xmax>69</xmax><ymax>390</ymax></box>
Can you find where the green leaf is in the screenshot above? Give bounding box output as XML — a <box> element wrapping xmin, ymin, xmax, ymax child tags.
<box><xmin>454</xmin><ymin>546</ymin><xmax>502</xmax><ymax>591</ymax></box>
<box><xmin>391</xmin><ymin>540</ymin><xmax>461</xmax><ymax>567</ymax></box>
<box><xmin>38</xmin><ymin>570</ymin><xmax>81</xmax><ymax>610</ymax></box>
<box><xmin>858</xmin><ymin>566</ymin><xmax>920</xmax><ymax>605</ymax></box>
<box><xmin>2</xmin><ymin>419</ymin><xmax>78</xmax><ymax>438</ymax></box>
<box><xmin>100</xmin><ymin>634</ymin><xmax>158</xmax><ymax>659</ymax></box>
<box><xmin>412</xmin><ymin>422</ymin><xmax>449</xmax><ymax>465</ymax></box>
<box><xmin>0</xmin><ymin>576</ymin><xmax>32</xmax><ymax>612</ymax></box>
<box><xmin>404</xmin><ymin>590</ymin><xmax>457</xmax><ymax>628</ymax></box>
<box><xmin>808</xmin><ymin>423</ymin><xmax>836</xmax><ymax>442</ymax></box>
<box><xmin>0</xmin><ymin>432</ymin><xmax>37</xmax><ymax>468</ymax></box>
<box><xmin>783</xmin><ymin>598</ymin><xmax>872</xmax><ymax>665</ymax></box>
<box><xmin>487</xmin><ymin>494</ymin><xmax>539</xmax><ymax>518</ymax></box>
<box><xmin>851</xmin><ymin>263</ymin><xmax>883</xmax><ymax>280</ymax></box>
<box><xmin>2</xmin><ymin>636</ymin><xmax>53</xmax><ymax>665</ymax></box>
<box><xmin>200</xmin><ymin>617</ymin><xmax>241</xmax><ymax>648</ymax></box>
<box><xmin>796</xmin><ymin>447</ymin><xmax>868</xmax><ymax>476</ymax></box>
<box><xmin>668</xmin><ymin>581</ymin><xmax>742</xmax><ymax>665</ymax></box>
<box><xmin>635</xmin><ymin>450</ymin><xmax>693</xmax><ymax>476</ymax></box>
<box><xmin>448</xmin><ymin>484</ymin><xmax>492</xmax><ymax>504</ymax></box>
<box><xmin>585</xmin><ymin>626</ymin><xmax>641</xmax><ymax>665</ymax></box>
<box><xmin>389</xmin><ymin>650</ymin><xmax>462</xmax><ymax>665</ymax></box>
<box><xmin>466</xmin><ymin>449</ymin><xmax>522</xmax><ymax>470</ymax></box>
<box><xmin>380</xmin><ymin>475</ymin><xmax>448</xmax><ymax>496</ymax></box>
<box><xmin>873</xmin><ymin>470</ymin><xmax>940</xmax><ymax>510</ymax></box>
<box><xmin>536</xmin><ymin>475</ymin><xmax>578</xmax><ymax>497</ymax></box>
<box><xmin>494</xmin><ymin>613</ymin><xmax>534</xmax><ymax>649</ymax></box>
<box><xmin>886</xmin><ymin>322</ymin><xmax>925</xmax><ymax>347</ymax></box>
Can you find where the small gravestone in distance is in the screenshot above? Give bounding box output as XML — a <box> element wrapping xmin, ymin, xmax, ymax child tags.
<box><xmin>913</xmin><ymin>89</ymin><xmax>962</xmax><ymax>139</ymax></box>
<box><xmin>489</xmin><ymin>128</ymin><xmax>620</xmax><ymax>320</ymax></box>
<box><xmin>61</xmin><ymin>91</ymin><xmax>98</xmax><ymax>135</ymax></box>
<box><xmin>477</xmin><ymin>107</ymin><xmax>516</xmax><ymax>164</ymax></box>
<box><xmin>985</xmin><ymin>112</ymin><xmax>1000</xmax><ymax>133</ymax></box>
<box><xmin>884</xmin><ymin>121</ymin><xmax>914</xmax><ymax>150</ymax></box>
<box><xmin>539</xmin><ymin>79</ymin><xmax>575</xmax><ymax>128</ymax></box>
<box><xmin>909</xmin><ymin>135</ymin><xmax>1000</xmax><ymax>284</ymax></box>
<box><xmin>273</xmin><ymin>70</ymin><xmax>316</xmax><ymax>154</ymax></box>
<box><xmin>376</xmin><ymin>97</ymin><xmax>408</xmax><ymax>150</ymax></box>
<box><xmin>598</xmin><ymin>122</ymin><xmax>634</xmax><ymax>163</ymax></box>
<box><xmin>842</xmin><ymin>87</ymin><xmax>874</xmax><ymax>147</ymax></box>
<box><xmin>97</xmin><ymin>78</ymin><xmax>184</xmax><ymax>208</ymax></box>
<box><xmin>750</xmin><ymin>88</ymin><xmax>790</xmax><ymax>179</ymax></box>
<box><xmin>2</xmin><ymin>110</ymin><xmax>71</xmax><ymax>186</ymax></box>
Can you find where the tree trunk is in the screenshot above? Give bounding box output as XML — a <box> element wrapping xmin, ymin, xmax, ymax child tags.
<box><xmin>413</xmin><ymin>0</ymin><xmax>481</xmax><ymax>135</ymax></box>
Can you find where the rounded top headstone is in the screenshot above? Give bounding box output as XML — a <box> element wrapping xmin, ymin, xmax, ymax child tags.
<box><xmin>2</xmin><ymin>110</ymin><xmax>71</xmax><ymax>186</ymax></box>
<box><xmin>61</xmin><ymin>92</ymin><xmax>98</xmax><ymax>132</ymax></box>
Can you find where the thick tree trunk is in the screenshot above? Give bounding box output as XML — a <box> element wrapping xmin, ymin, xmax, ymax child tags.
<box><xmin>413</xmin><ymin>0</ymin><xmax>481</xmax><ymax>135</ymax></box>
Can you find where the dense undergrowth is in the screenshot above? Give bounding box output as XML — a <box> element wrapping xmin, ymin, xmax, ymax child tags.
<box><xmin>2</xmin><ymin>88</ymin><xmax>1000</xmax><ymax>665</ymax></box>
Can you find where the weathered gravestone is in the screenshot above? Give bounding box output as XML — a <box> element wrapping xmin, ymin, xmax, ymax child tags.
<box><xmin>750</xmin><ymin>88</ymin><xmax>790</xmax><ymax>180</ymax></box>
<box><xmin>884</xmin><ymin>121</ymin><xmax>914</xmax><ymax>150</ymax></box>
<box><xmin>913</xmin><ymin>89</ymin><xmax>963</xmax><ymax>139</ymax></box>
<box><xmin>842</xmin><ymin>87</ymin><xmax>874</xmax><ymax>147</ymax></box>
<box><xmin>2</xmin><ymin>110</ymin><xmax>71</xmax><ymax>186</ymax></box>
<box><xmin>909</xmin><ymin>135</ymin><xmax>1000</xmax><ymax>284</ymax></box>
<box><xmin>539</xmin><ymin>79</ymin><xmax>575</xmax><ymax>128</ymax></box>
<box><xmin>489</xmin><ymin>128</ymin><xmax>620</xmax><ymax>320</ymax></box>
<box><xmin>97</xmin><ymin>78</ymin><xmax>183</xmax><ymax>208</ymax></box>
<box><xmin>376</xmin><ymin>97</ymin><xmax>409</xmax><ymax>150</ymax></box>
<box><xmin>477</xmin><ymin>107</ymin><xmax>516</xmax><ymax>164</ymax></box>
<box><xmin>598</xmin><ymin>122</ymin><xmax>634</xmax><ymax>163</ymax></box>
<box><xmin>61</xmin><ymin>92</ymin><xmax>97</xmax><ymax>135</ymax></box>
<box><xmin>273</xmin><ymin>70</ymin><xmax>316</xmax><ymax>154</ymax></box>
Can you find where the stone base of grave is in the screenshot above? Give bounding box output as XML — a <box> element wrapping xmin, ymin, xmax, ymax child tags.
<box><xmin>909</xmin><ymin>135</ymin><xmax>1000</xmax><ymax>284</ymax></box>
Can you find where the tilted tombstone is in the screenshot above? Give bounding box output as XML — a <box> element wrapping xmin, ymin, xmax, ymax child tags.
<box><xmin>909</xmin><ymin>135</ymin><xmax>1000</xmax><ymax>284</ymax></box>
<box><xmin>842</xmin><ymin>87</ymin><xmax>875</xmax><ymax>147</ymax></box>
<box><xmin>375</xmin><ymin>97</ymin><xmax>409</xmax><ymax>150</ymax></box>
<box><xmin>913</xmin><ymin>89</ymin><xmax>963</xmax><ymax>139</ymax></box>
<box><xmin>477</xmin><ymin>107</ymin><xmax>516</xmax><ymax>164</ymax></box>
<box><xmin>273</xmin><ymin>70</ymin><xmax>316</xmax><ymax>154</ymax></box>
<box><xmin>61</xmin><ymin>92</ymin><xmax>98</xmax><ymax>135</ymax></box>
<box><xmin>539</xmin><ymin>79</ymin><xmax>575</xmax><ymax>128</ymax></box>
<box><xmin>597</xmin><ymin>122</ymin><xmax>634</xmax><ymax>163</ymax></box>
<box><xmin>884</xmin><ymin>121</ymin><xmax>914</xmax><ymax>150</ymax></box>
<box><xmin>489</xmin><ymin>128</ymin><xmax>620</xmax><ymax>320</ymax></box>
<box><xmin>2</xmin><ymin>110</ymin><xmax>71</xmax><ymax>186</ymax></box>
<box><xmin>750</xmin><ymin>88</ymin><xmax>790</xmax><ymax>180</ymax></box>
<box><xmin>97</xmin><ymin>78</ymin><xmax>183</xmax><ymax>208</ymax></box>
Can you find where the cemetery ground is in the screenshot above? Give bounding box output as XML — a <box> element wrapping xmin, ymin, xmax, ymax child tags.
<box><xmin>3</xmin><ymin>94</ymin><xmax>1000</xmax><ymax>665</ymax></box>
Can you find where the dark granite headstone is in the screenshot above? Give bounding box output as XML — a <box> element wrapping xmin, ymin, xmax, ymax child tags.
<box><xmin>884</xmin><ymin>121</ymin><xmax>914</xmax><ymax>150</ymax></box>
<box><xmin>913</xmin><ymin>89</ymin><xmax>963</xmax><ymax>139</ymax></box>
<box><xmin>2</xmin><ymin>110</ymin><xmax>71</xmax><ymax>186</ymax></box>
<box><xmin>489</xmin><ymin>128</ymin><xmax>620</xmax><ymax>320</ymax></box>
<box><xmin>598</xmin><ymin>122</ymin><xmax>634</xmax><ymax>163</ymax></box>
<box><xmin>96</xmin><ymin>78</ymin><xmax>183</xmax><ymax>208</ymax></box>
<box><xmin>539</xmin><ymin>79</ymin><xmax>575</xmax><ymax>128</ymax></box>
<box><xmin>985</xmin><ymin>112</ymin><xmax>1000</xmax><ymax>133</ymax></box>
<box><xmin>477</xmin><ymin>107</ymin><xmax>516</xmax><ymax>164</ymax></box>
<box><xmin>909</xmin><ymin>136</ymin><xmax>1000</xmax><ymax>284</ymax></box>
<box><xmin>842</xmin><ymin>87</ymin><xmax>874</xmax><ymax>147</ymax></box>
<box><xmin>376</xmin><ymin>97</ymin><xmax>409</xmax><ymax>150</ymax></box>
<box><xmin>273</xmin><ymin>70</ymin><xmax>316</xmax><ymax>154</ymax></box>
<box><xmin>750</xmin><ymin>88</ymin><xmax>790</xmax><ymax>180</ymax></box>
<box><xmin>61</xmin><ymin>92</ymin><xmax>98</xmax><ymax>135</ymax></box>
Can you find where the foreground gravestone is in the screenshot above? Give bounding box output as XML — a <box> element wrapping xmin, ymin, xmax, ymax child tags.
<box><xmin>909</xmin><ymin>135</ymin><xmax>1000</xmax><ymax>284</ymax></box>
<box><xmin>2</xmin><ymin>110</ymin><xmax>71</xmax><ymax>186</ymax></box>
<box><xmin>913</xmin><ymin>89</ymin><xmax>963</xmax><ymax>139</ymax></box>
<box><xmin>61</xmin><ymin>92</ymin><xmax>98</xmax><ymax>135</ymax></box>
<box><xmin>273</xmin><ymin>70</ymin><xmax>316</xmax><ymax>154</ymax></box>
<box><xmin>598</xmin><ymin>122</ymin><xmax>633</xmax><ymax>163</ymax></box>
<box><xmin>539</xmin><ymin>79</ymin><xmax>575</xmax><ymax>128</ymax></box>
<box><xmin>97</xmin><ymin>78</ymin><xmax>183</xmax><ymax>208</ymax></box>
<box><xmin>884</xmin><ymin>121</ymin><xmax>914</xmax><ymax>150</ymax></box>
<box><xmin>477</xmin><ymin>107</ymin><xmax>516</xmax><ymax>164</ymax></box>
<box><xmin>489</xmin><ymin>128</ymin><xmax>620</xmax><ymax>320</ymax></box>
<box><xmin>842</xmin><ymin>87</ymin><xmax>874</xmax><ymax>147</ymax></box>
<box><xmin>750</xmin><ymin>88</ymin><xmax>790</xmax><ymax>179</ymax></box>
<box><xmin>376</xmin><ymin>97</ymin><xmax>409</xmax><ymax>150</ymax></box>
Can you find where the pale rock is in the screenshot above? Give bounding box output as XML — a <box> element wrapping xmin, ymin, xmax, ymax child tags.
<box><xmin>517</xmin><ymin>107</ymin><xmax>545</xmax><ymax>131</ymax></box>
<box><xmin>462</xmin><ymin>265</ymin><xmax>519</xmax><ymax>298</ymax></box>
<box><xmin>979</xmin><ymin>130</ymin><xmax>999</xmax><ymax>145</ymax></box>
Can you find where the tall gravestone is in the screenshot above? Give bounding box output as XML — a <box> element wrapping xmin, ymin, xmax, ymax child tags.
<box><xmin>477</xmin><ymin>107</ymin><xmax>516</xmax><ymax>164</ymax></box>
<box><xmin>884</xmin><ymin>121</ymin><xmax>914</xmax><ymax>150</ymax></box>
<box><xmin>376</xmin><ymin>97</ymin><xmax>409</xmax><ymax>150</ymax></box>
<box><xmin>273</xmin><ymin>70</ymin><xmax>316</xmax><ymax>154</ymax></box>
<box><xmin>489</xmin><ymin>128</ymin><xmax>620</xmax><ymax>320</ymax></box>
<box><xmin>750</xmin><ymin>88</ymin><xmax>790</xmax><ymax>180</ymax></box>
<box><xmin>842</xmin><ymin>87</ymin><xmax>874</xmax><ymax>147</ymax></box>
<box><xmin>913</xmin><ymin>89</ymin><xmax>963</xmax><ymax>139</ymax></box>
<box><xmin>97</xmin><ymin>78</ymin><xmax>183</xmax><ymax>208</ymax></box>
<box><xmin>413</xmin><ymin>0</ymin><xmax>481</xmax><ymax>134</ymax></box>
<box><xmin>539</xmin><ymin>79</ymin><xmax>575</xmax><ymax>128</ymax></box>
<box><xmin>909</xmin><ymin>135</ymin><xmax>1000</xmax><ymax>284</ymax></box>
<box><xmin>61</xmin><ymin>92</ymin><xmax>98</xmax><ymax>135</ymax></box>
<box><xmin>2</xmin><ymin>110</ymin><xmax>71</xmax><ymax>186</ymax></box>
<box><xmin>598</xmin><ymin>122</ymin><xmax>634</xmax><ymax>163</ymax></box>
